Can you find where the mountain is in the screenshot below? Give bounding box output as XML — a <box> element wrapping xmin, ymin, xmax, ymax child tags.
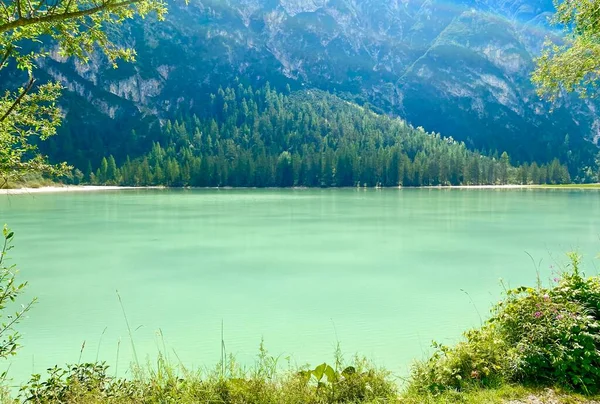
<box><xmin>27</xmin><ymin>0</ymin><xmax>600</xmax><ymax>177</ymax></box>
<box><xmin>85</xmin><ymin>85</ymin><xmax>571</xmax><ymax>188</ymax></box>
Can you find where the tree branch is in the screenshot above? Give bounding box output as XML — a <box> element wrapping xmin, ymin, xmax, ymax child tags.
<box><xmin>0</xmin><ymin>0</ymin><xmax>141</xmax><ymax>34</ymax></box>
<box><xmin>30</xmin><ymin>0</ymin><xmax>50</xmax><ymax>18</ymax></box>
<box><xmin>0</xmin><ymin>78</ymin><xmax>35</xmax><ymax>122</ymax></box>
<box><xmin>16</xmin><ymin>0</ymin><xmax>23</xmax><ymax>18</ymax></box>
<box><xmin>0</xmin><ymin>45</ymin><xmax>13</xmax><ymax>70</ymax></box>
<box><xmin>0</xmin><ymin>298</ymin><xmax>36</xmax><ymax>339</ymax></box>
<box><xmin>63</xmin><ymin>0</ymin><xmax>74</xmax><ymax>15</ymax></box>
<box><xmin>25</xmin><ymin>0</ymin><xmax>34</xmax><ymax>18</ymax></box>
<box><xmin>0</xmin><ymin>1</ymin><xmax>10</xmax><ymax>21</ymax></box>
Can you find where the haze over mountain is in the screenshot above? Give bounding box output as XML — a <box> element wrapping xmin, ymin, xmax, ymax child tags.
<box><xmin>26</xmin><ymin>0</ymin><xmax>600</xmax><ymax>176</ymax></box>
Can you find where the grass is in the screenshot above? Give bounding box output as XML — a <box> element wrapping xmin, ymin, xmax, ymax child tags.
<box><xmin>11</xmin><ymin>357</ymin><xmax>600</xmax><ymax>403</ymax></box>
<box><xmin>14</xmin><ymin>350</ymin><xmax>399</xmax><ymax>403</ymax></box>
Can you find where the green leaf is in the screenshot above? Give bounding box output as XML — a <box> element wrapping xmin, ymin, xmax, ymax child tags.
<box><xmin>342</xmin><ymin>366</ymin><xmax>356</xmax><ymax>377</ymax></box>
<box><xmin>323</xmin><ymin>364</ymin><xmax>337</xmax><ymax>382</ymax></box>
<box><xmin>312</xmin><ymin>363</ymin><xmax>327</xmax><ymax>381</ymax></box>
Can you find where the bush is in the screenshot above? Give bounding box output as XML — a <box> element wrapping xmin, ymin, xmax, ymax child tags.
<box><xmin>409</xmin><ymin>253</ymin><xmax>600</xmax><ymax>395</ymax></box>
<box><xmin>408</xmin><ymin>323</ymin><xmax>511</xmax><ymax>393</ymax></box>
<box><xmin>19</xmin><ymin>354</ymin><xmax>397</xmax><ymax>403</ymax></box>
<box><xmin>497</xmin><ymin>286</ymin><xmax>600</xmax><ymax>392</ymax></box>
<box><xmin>551</xmin><ymin>253</ymin><xmax>600</xmax><ymax>321</ymax></box>
<box><xmin>20</xmin><ymin>363</ymin><xmax>143</xmax><ymax>403</ymax></box>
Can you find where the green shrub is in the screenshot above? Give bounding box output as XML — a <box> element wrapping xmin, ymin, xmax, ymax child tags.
<box><xmin>409</xmin><ymin>253</ymin><xmax>600</xmax><ymax>395</ymax></box>
<box><xmin>20</xmin><ymin>363</ymin><xmax>143</xmax><ymax>403</ymax></box>
<box><xmin>551</xmin><ymin>253</ymin><xmax>600</xmax><ymax>321</ymax></box>
<box><xmin>19</xmin><ymin>355</ymin><xmax>397</xmax><ymax>403</ymax></box>
<box><xmin>497</xmin><ymin>286</ymin><xmax>600</xmax><ymax>392</ymax></box>
<box><xmin>408</xmin><ymin>324</ymin><xmax>510</xmax><ymax>394</ymax></box>
<box><xmin>296</xmin><ymin>358</ymin><xmax>397</xmax><ymax>403</ymax></box>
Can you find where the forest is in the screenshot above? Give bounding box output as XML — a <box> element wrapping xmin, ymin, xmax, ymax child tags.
<box><xmin>68</xmin><ymin>86</ymin><xmax>574</xmax><ymax>188</ymax></box>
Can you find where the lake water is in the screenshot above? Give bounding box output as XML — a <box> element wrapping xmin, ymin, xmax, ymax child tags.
<box><xmin>0</xmin><ymin>188</ymin><xmax>599</xmax><ymax>385</ymax></box>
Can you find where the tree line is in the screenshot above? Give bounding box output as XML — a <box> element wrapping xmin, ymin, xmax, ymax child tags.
<box><xmin>69</xmin><ymin>85</ymin><xmax>573</xmax><ymax>187</ymax></box>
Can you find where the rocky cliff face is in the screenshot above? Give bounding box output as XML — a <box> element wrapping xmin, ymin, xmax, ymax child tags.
<box><xmin>38</xmin><ymin>0</ymin><xmax>599</xmax><ymax>168</ymax></box>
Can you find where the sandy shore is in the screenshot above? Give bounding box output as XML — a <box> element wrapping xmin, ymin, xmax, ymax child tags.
<box><xmin>1</xmin><ymin>184</ymin><xmax>598</xmax><ymax>195</ymax></box>
<box><xmin>422</xmin><ymin>184</ymin><xmax>529</xmax><ymax>189</ymax></box>
<box><xmin>0</xmin><ymin>186</ymin><xmax>150</xmax><ymax>195</ymax></box>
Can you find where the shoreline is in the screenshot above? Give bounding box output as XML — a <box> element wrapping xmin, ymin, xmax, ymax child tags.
<box><xmin>423</xmin><ymin>184</ymin><xmax>600</xmax><ymax>189</ymax></box>
<box><xmin>2</xmin><ymin>184</ymin><xmax>599</xmax><ymax>195</ymax></box>
<box><xmin>0</xmin><ymin>185</ymin><xmax>163</xmax><ymax>195</ymax></box>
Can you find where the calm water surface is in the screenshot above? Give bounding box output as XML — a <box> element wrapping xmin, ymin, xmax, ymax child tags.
<box><xmin>0</xmin><ymin>188</ymin><xmax>599</xmax><ymax>383</ymax></box>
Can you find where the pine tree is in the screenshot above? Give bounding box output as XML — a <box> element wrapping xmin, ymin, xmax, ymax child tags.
<box><xmin>85</xmin><ymin>161</ymin><xmax>93</xmax><ymax>183</ymax></box>
<box><xmin>107</xmin><ymin>155</ymin><xmax>118</xmax><ymax>184</ymax></box>
<box><xmin>99</xmin><ymin>157</ymin><xmax>108</xmax><ymax>183</ymax></box>
<box><xmin>276</xmin><ymin>151</ymin><xmax>294</xmax><ymax>187</ymax></box>
<box><xmin>499</xmin><ymin>152</ymin><xmax>510</xmax><ymax>185</ymax></box>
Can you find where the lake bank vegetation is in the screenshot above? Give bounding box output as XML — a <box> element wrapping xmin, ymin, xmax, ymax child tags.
<box><xmin>2</xmin><ymin>227</ymin><xmax>600</xmax><ymax>403</ymax></box>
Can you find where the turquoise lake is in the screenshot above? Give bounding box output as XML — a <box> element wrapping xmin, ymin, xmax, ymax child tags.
<box><xmin>0</xmin><ymin>188</ymin><xmax>599</xmax><ymax>384</ymax></box>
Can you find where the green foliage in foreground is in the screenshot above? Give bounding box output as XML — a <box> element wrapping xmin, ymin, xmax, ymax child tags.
<box><xmin>0</xmin><ymin>0</ymin><xmax>166</xmax><ymax>188</ymax></box>
<box><xmin>11</xmin><ymin>355</ymin><xmax>600</xmax><ymax>404</ymax></box>
<box><xmin>17</xmin><ymin>353</ymin><xmax>397</xmax><ymax>403</ymax></box>
<box><xmin>409</xmin><ymin>253</ymin><xmax>600</xmax><ymax>396</ymax></box>
<box><xmin>533</xmin><ymin>0</ymin><xmax>600</xmax><ymax>100</ymax></box>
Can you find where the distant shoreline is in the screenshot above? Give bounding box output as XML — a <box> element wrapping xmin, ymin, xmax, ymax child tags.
<box><xmin>423</xmin><ymin>184</ymin><xmax>600</xmax><ymax>189</ymax></box>
<box><xmin>0</xmin><ymin>185</ymin><xmax>163</xmax><ymax>195</ymax></box>
<box><xmin>2</xmin><ymin>183</ymin><xmax>600</xmax><ymax>194</ymax></box>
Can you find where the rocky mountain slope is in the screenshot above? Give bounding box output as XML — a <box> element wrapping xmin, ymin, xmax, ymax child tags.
<box><xmin>32</xmin><ymin>0</ymin><xmax>600</xmax><ymax>173</ymax></box>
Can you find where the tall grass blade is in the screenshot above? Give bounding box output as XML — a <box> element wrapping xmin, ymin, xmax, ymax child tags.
<box><xmin>116</xmin><ymin>290</ymin><xmax>139</xmax><ymax>370</ymax></box>
<box><xmin>96</xmin><ymin>326</ymin><xmax>107</xmax><ymax>363</ymax></box>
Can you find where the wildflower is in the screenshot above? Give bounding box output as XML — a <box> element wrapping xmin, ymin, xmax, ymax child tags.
<box><xmin>470</xmin><ymin>370</ymin><xmax>480</xmax><ymax>379</ymax></box>
<box><xmin>556</xmin><ymin>314</ymin><xmax>564</xmax><ymax>320</ymax></box>
<box><xmin>534</xmin><ymin>311</ymin><xmax>542</xmax><ymax>318</ymax></box>
<box><xmin>553</xmin><ymin>277</ymin><xmax>559</xmax><ymax>282</ymax></box>
<box><xmin>543</xmin><ymin>294</ymin><xmax>550</xmax><ymax>301</ymax></box>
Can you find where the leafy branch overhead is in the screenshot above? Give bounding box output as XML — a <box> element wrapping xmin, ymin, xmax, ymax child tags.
<box><xmin>0</xmin><ymin>0</ymin><xmax>167</xmax><ymax>185</ymax></box>
<box><xmin>533</xmin><ymin>0</ymin><xmax>600</xmax><ymax>100</ymax></box>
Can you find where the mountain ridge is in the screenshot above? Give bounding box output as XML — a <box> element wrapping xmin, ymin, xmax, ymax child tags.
<box><xmin>23</xmin><ymin>0</ymin><xmax>599</xmax><ymax>178</ymax></box>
